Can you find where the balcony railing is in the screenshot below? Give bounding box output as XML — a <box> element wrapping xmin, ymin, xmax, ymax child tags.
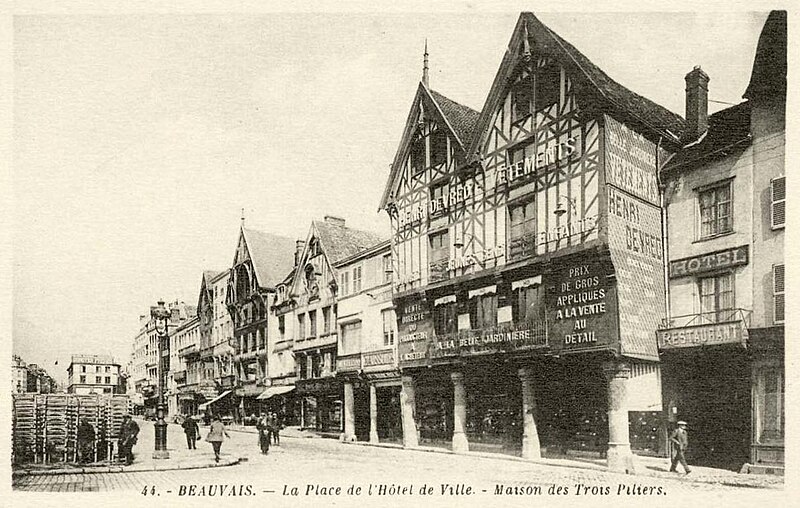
<box><xmin>657</xmin><ymin>308</ymin><xmax>752</xmax><ymax>350</ymax></box>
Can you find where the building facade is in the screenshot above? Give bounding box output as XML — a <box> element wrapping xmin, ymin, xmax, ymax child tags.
<box><xmin>169</xmin><ymin>313</ymin><xmax>201</xmax><ymax>416</ymax></box>
<box><xmin>658</xmin><ymin>11</ymin><xmax>785</xmax><ymax>473</ymax></box>
<box><xmin>13</xmin><ymin>355</ymin><xmax>29</xmax><ymax>393</ymax></box>
<box><xmin>67</xmin><ymin>355</ymin><xmax>121</xmax><ymax>394</ymax></box>
<box><xmin>380</xmin><ymin>13</ymin><xmax>681</xmax><ymax>471</ymax></box>
<box><xmin>335</xmin><ymin>240</ymin><xmax>402</xmax><ymax>443</ymax></box>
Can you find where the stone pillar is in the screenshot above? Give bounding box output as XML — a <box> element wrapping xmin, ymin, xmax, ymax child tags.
<box><xmin>400</xmin><ymin>375</ymin><xmax>419</xmax><ymax>448</ymax></box>
<box><xmin>343</xmin><ymin>381</ymin><xmax>356</xmax><ymax>442</ymax></box>
<box><xmin>451</xmin><ymin>372</ymin><xmax>469</xmax><ymax>453</ymax></box>
<box><xmin>518</xmin><ymin>367</ymin><xmax>541</xmax><ymax>459</ymax></box>
<box><xmin>604</xmin><ymin>361</ymin><xmax>635</xmax><ymax>473</ymax></box>
<box><xmin>369</xmin><ymin>384</ymin><xmax>379</xmax><ymax>443</ymax></box>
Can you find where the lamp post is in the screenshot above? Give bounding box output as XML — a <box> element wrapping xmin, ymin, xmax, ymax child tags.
<box><xmin>151</xmin><ymin>300</ymin><xmax>170</xmax><ymax>459</ymax></box>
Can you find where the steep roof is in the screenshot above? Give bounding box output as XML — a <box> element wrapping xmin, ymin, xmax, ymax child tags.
<box><xmin>312</xmin><ymin>220</ymin><xmax>386</xmax><ymax>265</ymax></box>
<box><xmin>242</xmin><ymin>228</ymin><xmax>297</xmax><ymax>290</ymax></box>
<box><xmin>467</xmin><ymin>13</ymin><xmax>686</xmax><ymax>156</ymax></box>
<box><xmin>203</xmin><ymin>270</ymin><xmax>223</xmax><ymax>284</ymax></box>
<box><xmin>663</xmin><ymin>101</ymin><xmax>751</xmax><ymax>173</ymax></box>
<box><xmin>429</xmin><ymin>89</ymin><xmax>481</xmax><ymax>148</ymax></box>
<box><xmin>744</xmin><ymin>10</ymin><xmax>786</xmax><ymax>101</ymax></box>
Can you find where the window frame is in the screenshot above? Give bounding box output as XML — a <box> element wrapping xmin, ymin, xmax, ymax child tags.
<box><xmin>773</xmin><ymin>264</ymin><xmax>785</xmax><ymax>324</ymax></box>
<box><xmin>381</xmin><ymin>309</ymin><xmax>396</xmax><ymax>346</ymax></box>
<box><xmin>382</xmin><ymin>254</ymin><xmax>393</xmax><ymax>283</ymax></box>
<box><xmin>352</xmin><ymin>265</ymin><xmax>363</xmax><ymax>294</ymax></box>
<box><xmin>696</xmin><ymin>271</ymin><xmax>735</xmax><ymax>323</ymax></box>
<box><xmin>771</xmin><ymin>176</ymin><xmax>786</xmax><ymax>230</ymax></box>
<box><xmin>433</xmin><ymin>301</ymin><xmax>458</xmax><ymax>335</ymax></box>
<box><xmin>697</xmin><ymin>180</ymin><xmax>734</xmax><ymax>239</ymax></box>
<box><xmin>470</xmin><ymin>293</ymin><xmax>498</xmax><ymax>329</ymax></box>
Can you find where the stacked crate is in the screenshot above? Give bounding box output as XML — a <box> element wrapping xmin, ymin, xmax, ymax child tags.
<box><xmin>44</xmin><ymin>394</ymin><xmax>71</xmax><ymax>463</ymax></box>
<box><xmin>11</xmin><ymin>394</ymin><xmax>37</xmax><ymax>465</ymax></box>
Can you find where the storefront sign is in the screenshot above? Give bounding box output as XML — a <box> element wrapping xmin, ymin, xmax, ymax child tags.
<box><xmin>545</xmin><ymin>258</ymin><xmax>618</xmax><ymax>352</ymax></box>
<box><xmin>429</xmin><ymin>325</ymin><xmax>547</xmax><ymax>360</ymax></box>
<box><xmin>394</xmin><ymin>270</ymin><xmax>421</xmax><ymax>290</ymax></box>
<box><xmin>397</xmin><ymin>298</ymin><xmax>435</xmax><ymax>368</ymax></box>
<box><xmin>336</xmin><ymin>354</ymin><xmax>361</xmax><ymax>372</ymax></box>
<box><xmin>448</xmin><ymin>245</ymin><xmax>504</xmax><ymax>272</ymax></box>
<box><xmin>397</xmin><ymin>183</ymin><xmax>473</xmax><ymax>228</ymax></box>
<box><xmin>496</xmin><ymin>136</ymin><xmax>581</xmax><ymax>188</ymax></box>
<box><xmin>669</xmin><ymin>245</ymin><xmax>749</xmax><ymax>278</ymax></box>
<box><xmin>295</xmin><ymin>378</ymin><xmax>340</xmax><ymax>395</ymax></box>
<box><xmin>363</xmin><ymin>349</ymin><xmax>394</xmax><ymax>368</ymax></box>
<box><xmin>538</xmin><ymin>215</ymin><xmax>599</xmax><ymax>245</ymax></box>
<box><xmin>605</xmin><ymin>116</ymin><xmax>659</xmax><ymax>205</ymax></box>
<box><xmin>657</xmin><ymin>322</ymin><xmax>745</xmax><ymax>349</ymax></box>
<box><xmin>607</xmin><ymin>186</ymin><xmax>662</xmax><ymax>261</ymax></box>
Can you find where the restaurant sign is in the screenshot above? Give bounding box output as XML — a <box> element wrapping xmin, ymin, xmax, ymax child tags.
<box><xmin>657</xmin><ymin>322</ymin><xmax>746</xmax><ymax>350</ymax></box>
<box><xmin>669</xmin><ymin>245</ymin><xmax>749</xmax><ymax>279</ymax></box>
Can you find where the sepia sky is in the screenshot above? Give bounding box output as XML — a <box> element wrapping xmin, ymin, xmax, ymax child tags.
<box><xmin>12</xmin><ymin>11</ymin><xmax>769</xmax><ymax>384</ymax></box>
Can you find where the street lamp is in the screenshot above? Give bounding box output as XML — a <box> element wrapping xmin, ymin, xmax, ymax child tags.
<box><xmin>151</xmin><ymin>300</ymin><xmax>170</xmax><ymax>459</ymax></box>
<box><xmin>553</xmin><ymin>196</ymin><xmax>577</xmax><ymax>218</ymax></box>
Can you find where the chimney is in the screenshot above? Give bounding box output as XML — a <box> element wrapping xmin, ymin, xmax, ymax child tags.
<box><xmin>324</xmin><ymin>215</ymin><xmax>346</xmax><ymax>227</ymax></box>
<box><xmin>295</xmin><ymin>240</ymin><xmax>305</xmax><ymax>266</ymax></box>
<box><xmin>685</xmin><ymin>65</ymin><xmax>710</xmax><ymax>140</ymax></box>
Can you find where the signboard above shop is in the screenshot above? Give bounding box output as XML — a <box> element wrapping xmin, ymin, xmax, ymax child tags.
<box><xmin>669</xmin><ymin>245</ymin><xmax>749</xmax><ymax>279</ymax></box>
<box><xmin>657</xmin><ymin>321</ymin><xmax>747</xmax><ymax>350</ymax></box>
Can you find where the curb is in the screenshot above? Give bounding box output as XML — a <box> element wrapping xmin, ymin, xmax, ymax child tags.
<box><xmin>12</xmin><ymin>457</ymin><xmax>241</xmax><ymax>476</ymax></box>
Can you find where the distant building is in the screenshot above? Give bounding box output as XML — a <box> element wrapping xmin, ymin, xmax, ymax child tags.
<box><xmin>13</xmin><ymin>355</ymin><xmax>28</xmax><ymax>393</ymax></box>
<box><xmin>66</xmin><ymin>354</ymin><xmax>121</xmax><ymax>394</ymax></box>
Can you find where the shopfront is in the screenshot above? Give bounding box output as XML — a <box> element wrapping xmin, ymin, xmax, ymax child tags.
<box><xmin>296</xmin><ymin>377</ymin><xmax>342</xmax><ymax>433</ymax></box>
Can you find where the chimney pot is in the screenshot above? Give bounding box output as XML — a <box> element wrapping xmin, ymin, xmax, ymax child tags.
<box><xmin>685</xmin><ymin>66</ymin><xmax>710</xmax><ymax>140</ymax></box>
<box><xmin>324</xmin><ymin>215</ymin><xmax>346</xmax><ymax>227</ymax></box>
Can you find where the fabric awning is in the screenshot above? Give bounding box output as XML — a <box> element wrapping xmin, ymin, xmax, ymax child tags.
<box><xmin>468</xmin><ymin>285</ymin><xmax>497</xmax><ymax>299</ymax></box>
<box><xmin>511</xmin><ymin>275</ymin><xmax>542</xmax><ymax>291</ymax></box>
<box><xmin>434</xmin><ymin>295</ymin><xmax>456</xmax><ymax>306</ymax></box>
<box><xmin>198</xmin><ymin>389</ymin><xmax>233</xmax><ymax>410</ymax></box>
<box><xmin>257</xmin><ymin>385</ymin><xmax>296</xmax><ymax>400</ymax></box>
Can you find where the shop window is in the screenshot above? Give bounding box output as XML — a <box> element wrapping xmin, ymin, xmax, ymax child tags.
<box><xmin>311</xmin><ymin>354</ymin><xmax>322</xmax><ymax>379</ymax></box>
<box><xmin>756</xmin><ymin>367</ymin><xmax>784</xmax><ymax>444</ymax></box>
<box><xmin>513</xmin><ymin>284</ymin><xmax>545</xmax><ymax>326</ymax></box>
<box><xmin>297</xmin><ymin>314</ymin><xmax>306</xmax><ymax>340</ymax></box>
<box><xmin>771</xmin><ymin>176</ymin><xmax>785</xmax><ymax>229</ymax></box>
<box><xmin>383</xmin><ymin>254</ymin><xmax>393</xmax><ymax>283</ymax></box>
<box><xmin>341</xmin><ymin>321</ymin><xmax>362</xmax><ymax>354</ymax></box>
<box><xmin>353</xmin><ymin>265</ymin><xmax>363</xmax><ymax>293</ymax></box>
<box><xmin>430</xmin><ymin>128</ymin><xmax>448</xmax><ymax>167</ymax></box>
<box><xmin>322</xmin><ymin>306</ymin><xmax>331</xmax><ymax>334</ymax></box>
<box><xmin>509</xmin><ymin>200</ymin><xmax>536</xmax><ymax>258</ymax></box>
<box><xmin>382</xmin><ymin>309</ymin><xmax>396</xmax><ymax>346</ymax></box>
<box><xmin>410</xmin><ymin>134</ymin><xmax>426</xmax><ymax>174</ymax></box>
<box><xmin>434</xmin><ymin>301</ymin><xmax>458</xmax><ymax>335</ymax></box>
<box><xmin>340</xmin><ymin>271</ymin><xmax>350</xmax><ymax>296</ymax></box>
<box><xmin>512</xmin><ymin>75</ymin><xmax>533</xmax><ymax>121</ymax></box>
<box><xmin>535</xmin><ymin>62</ymin><xmax>560</xmax><ymax>112</ymax></box>
<box><xmin>773</xmin><ymin>264</ymin><xmax>785</xmax><ymax>324</ymax></box>
<box><xmin>309</xmin><ymin>309</ymin><xmax>317</xmax><ymax>338</ymax></box>
<box><xmin>698</xmin><ymin>182</ymin><xmax>732</xmax><ymax>238</ymax></box>
<box><xmin>471</xmin><ymin>293</ymin><xmax>498</xmax><ymax>329</ymax></box>
<box><xmin>698</xmin><ymin>272</ymin><xmax>734</xmax><ymax>323</ymax></box>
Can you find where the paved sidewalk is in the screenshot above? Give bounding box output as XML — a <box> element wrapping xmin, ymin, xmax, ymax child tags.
<box><xmin>13</xmin><ymin>418</ymin><xmax>240</xmax><ymax>476</ymax></box>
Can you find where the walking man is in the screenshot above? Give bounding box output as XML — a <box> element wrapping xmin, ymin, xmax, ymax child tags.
<box><xmin>256</xmin><ymin>412</ymin><xmax>270</xmax><ymax>454</ymax></box>
<box><xmin>669</xmin><ymin>420</ymin><xmax>691</xmax><ymax>474</ymax></box>
<box><xmin>182</xmin><ymin>415</ymin><xmax>200</xmax><ymax>450</ymax></box>
<box><xmin>118</xmin><ymin>414</ymin><xmax>140</xmax><ymax>466</ymax></box>
<box><xmin>271</xmin><ymin>412</ymin><xmax>281</xmax><ymax>446</ymax></box>
<box><xmin>206</xmin><ymin>414</ymin><xmax>231</xmax><ymax>463</ymax></box>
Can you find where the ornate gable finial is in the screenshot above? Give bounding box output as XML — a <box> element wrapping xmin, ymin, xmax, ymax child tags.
<box><xmin>240</xmin><ymin>207</ymin><xmax>246</xmax><ymax>226</ymax></box>
<box><xmin>422</xmin><ymin>38</ymin><xmax>429</xmax><ymax>87</ymax></box>
<box><xmin>522</xmin><ymin>23</ymin><xmax>532</xmax><ymax>62</ymax></box>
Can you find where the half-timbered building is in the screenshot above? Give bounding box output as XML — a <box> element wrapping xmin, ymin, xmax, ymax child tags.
<box><xmin>380</xmin><ymin>13</ymin><xmax>685</xmax><ymax>472</ymax></box>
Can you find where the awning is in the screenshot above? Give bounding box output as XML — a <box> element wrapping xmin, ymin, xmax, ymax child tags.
<box><xmin>198</xmin><ymin>389</ymin><xmax>233</xmax><ymax>410</ymax></box>
<box><xmin>257</xmin><ymin>385</ymin><xmax>296</xmax><ymax>400</ymax></box>
<box><xmin>468</xmin><ymin>285</ymin><xmax>497</xmax><ymax>299</ymax></box>
<box><xmin>512</xmin><ymin>275</ymin><xmax>542</xmax><ymax>291</ymax></box>
<box><xmin>434</xmin><ymin>295</ymin><xmax>456</xmax><ymax>306</ymax></box>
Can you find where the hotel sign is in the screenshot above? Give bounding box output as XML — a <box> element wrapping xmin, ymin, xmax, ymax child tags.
<box><xmin>669</xmin><ymin>246</ymin><xmax>749</xmax><ymax>279</ymax></box>
<box><xmin>657</xmin><ymin>322</ymin><xmax>746</xmax><ymax>349</ymax></box>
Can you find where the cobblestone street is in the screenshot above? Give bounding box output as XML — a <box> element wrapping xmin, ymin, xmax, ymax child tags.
<box><xmin>12</xmin><ymin>421</ymin><xmax>785</xmax><ymax>506</ymax></box>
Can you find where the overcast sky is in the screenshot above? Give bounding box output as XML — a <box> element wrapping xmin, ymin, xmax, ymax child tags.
<box><xmin>12</xmin><ymin>11</ymin><xmax>769</xmax><ymax>384</ymax></box>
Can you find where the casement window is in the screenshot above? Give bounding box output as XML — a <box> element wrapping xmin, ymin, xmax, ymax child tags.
<box><xmin>382</xmin><ymin>309</ymin><xmax>396</xmax><ymax>346</ymax></box>
<box><xmin>429</xmin><ymin>230</ymin><xmax>449</xmax><ymax>264</ymax></box>
<box><xmin>95</xmin><ymin>376</ymin><xmax>102</xmax><ymax>384</ymax></box>
<box><xmin>430</xmin><ymin>128</ymin><xmax>448</xmax><ymax>167</ymax></box>
<box><xmin>340</xmin><ymin>271</ymin><xmax>350</xmax><ymax>296</ymax></box>
<box><xmin>698</xmin><ymin>182</ymin><xmax>732</xmax><ymax>238</ymax></box>
<box><xmin>322</xmin><ymin>306</ymin><xmax>331</xmax><ymax>334</ymax></box>
<box><xmin>509</xmin><ymin>200</ymin><xmax>537</xmax><ymax>258</ymax></box>
<box><xmin>297</xmin><ymin>314</ymin><xmax>305</xmax><ymax>340</ymax></box>
<box><xmin>309</xmin><ymin>310</ymin><xmax>317</xmax><ymax>338</ymax></box>
<box><xmin>341</xmin><ymin>321</ymin><xmax>362</xmax><ymax>353</ymax></box>
<box><xmin>771</xmin><ymin>176</ymin><xmax>786</xmax><ymax>229</ymax></box>
<box><xmin>773</xmin><ymin>264</ymin><xmax>785</xmax><ymax>324</ymax></box>
<box><xmin>410</xmin><ymin>134</ymin><xmax>426</xmax><ymax>174</ymax></box>
<box><xmin>513</xmin><ymin>284</ymin><xmax>545</xmax><ymax>326</ymax></box>
<box><xmin>278</xmin><ymin>315</ymin><xmax>285</xmax><ymax>341</ymax></box>
<box><xmin>105</xmin><ymin>376</ymin><xmax>111</xmax><ymax>384</ymax></box>
<box><xmin>96</xmin><ymin>366</ymin><xmax>101</xmax><ymax>373</ymax></box>
<box><xmin>434</xmin><ymin>301</ymin><xmax>458</xmax><ymax>335</ymax></box>
<box><xmin>353</xmin><ymin>265</ymin><xmax>363</xmax><ymax>293</ymax></box>
<box><xmin>471</xmin><ymin>293</ymin><xmax>498</xmax><ymax>329</ymax></box>
<box><xmin>382</xmin><ymin>254</ymin><xmax>393</xmax><ymax>283</ymax></box>
<box><xmin>698</xmin><ymin>272</ymin><xmax>734</xmax><ymax>323</ymax></box>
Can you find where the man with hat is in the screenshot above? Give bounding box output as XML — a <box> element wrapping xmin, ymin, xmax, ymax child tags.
<box><xmin>118</xmin><ymin>414</ymin><xmax>140</xmax><ymax>466</ymax></box>
<box><xmin>669</xmin><ymin>421</ymin><xmax>691</xmax><ymax>474</ymax></box>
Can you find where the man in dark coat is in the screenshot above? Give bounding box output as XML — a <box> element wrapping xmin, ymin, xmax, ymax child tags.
<box><xmin>77</xmin><ymin>418</ymin><xmax>95</xmax><ymax>463</ymax></box>
<box><xmin>256</xmin><ymin>412</ymin><xmax>270</xmax><ymax>454</ymax></box>
<box><xmin>182</xmin><ymin>415</ymin><xmax>200</xmax><ymax>450</ymax></box>
<box><xmin>118</xmin><ymin>414</ymin><xmax>140</xmax><ymax>466</ymax></box>
<box><xmin>669</xmin><ymin>421</ymin><xmax>691</xmax><ymax>474</ymax></box>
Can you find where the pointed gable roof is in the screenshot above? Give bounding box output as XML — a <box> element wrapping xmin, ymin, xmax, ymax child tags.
<box><xmin>743</xmin><ymin>10</ymin><xmax>786</xmax><ymax>101</ymax></box>
<box><xmin>240</xmin><ymin>227</ymin><xmax>297</xmax><ymax>290</ymax></box>
<box><xmin>312</xmin><ymin>220</ymin><xmax>386</xmax><ymax>265</ymax></box>
<box><xmin>379</xmin><ymin>83</ymin><xmax>480</xmax><ymax>209</ymax></box>
<box><xmin>467</xmin><ymin>13</ymin><xmax>686</xmax><ymax>157</ymax></box>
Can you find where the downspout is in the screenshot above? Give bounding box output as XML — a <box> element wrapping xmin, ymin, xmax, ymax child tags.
<box><xmin>656</xmin><ymin>137</ymin><xmax>673</xmax><ymax>322</ymax></box>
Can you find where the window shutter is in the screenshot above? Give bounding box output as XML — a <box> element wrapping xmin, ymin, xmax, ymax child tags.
<box><xmin>773</xmin><ymin>264</ymin><xmax>785</xmax><ymax>324</ymax></box>
<box><xmin>771</xmin><ymin>176</ymin><xmax>786</xmax><ymax>229</ymax></box>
